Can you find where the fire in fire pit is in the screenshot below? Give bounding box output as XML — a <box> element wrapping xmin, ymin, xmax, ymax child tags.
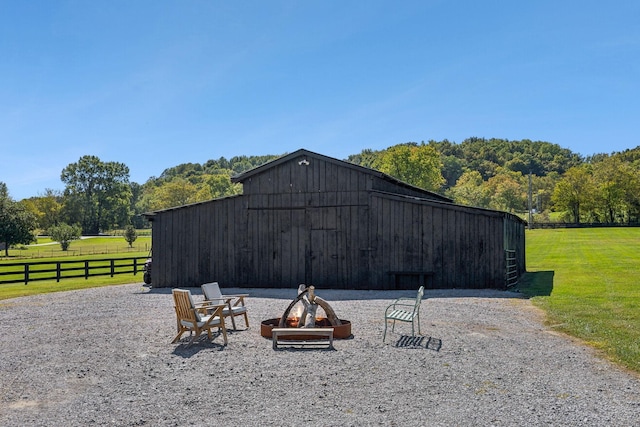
<box><xmin>260</xmin><ymin>285</ymin><xmax>352</xmax><ymax>340</ymax></box>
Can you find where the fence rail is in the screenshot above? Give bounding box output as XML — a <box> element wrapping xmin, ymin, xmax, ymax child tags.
<box><xmin>0</xmin><ymin>256</ymin><xmax>148</xmax><ymax>285</ymax></box>
<box><xmin>529</xmin><ymin>222</ymin><xmax>640</xmax><ymax>229</ymax></box>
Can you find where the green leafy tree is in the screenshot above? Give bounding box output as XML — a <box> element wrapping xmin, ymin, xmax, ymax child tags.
<box><xmin>204</xmin><ymin>173</ymin><xmax>242</xmax><ymax>198</ymax></box>
<box><xmin>49</xmin><ymin>223</ymin><xmax>82</xmax><ymax>251</ymax></box>
<box><xmin>592</xmin><ymin>156</ymin><xmax>637</xmax><ymax>223</ymax></box>
<box><xmin>485</xmin><ymin>171</ymin><xmax>527</xmax><ymax>213</ymax></box>
<box><xmin>123</xmin><ymin>225</ymin><xmax>137</xmax><ymax>248</ymax></box>
<box><xmin>21</xmin><ymin>189</ymin><xmax>63</xmax><ymax>232</ymax></box>
<box><xmin>128</xmin><ymin>182</ymin><xmax>148</xmax><ymax>229</ymax></box>
<box><xmin>552</xmin><ymin>165</ymin><xmax>595</xmax><ymax>223</ymax></box>
<box><xmin>376</xmin><ymin>143</ymin><xmax>445</xmax><ymax>192</ymax></box>
<box><xmin>61</xmin><ymin>155</ymin><xmax>132</xmax><ymax>234</ymax></box>
<box><xmin>446</xmin><ymin>171</ymin><xmax>490</xmax><ymax>208</ymax></box>
<box><xmin>441</xmin><ymin>154</ymin><xmax>466</xmax><ymax>189</ymax></box>
<box><xmin>0</xmin><ymin>183</ymin><xmax>37</xmax><ymax>256</ymax></box>
<box><xmin>146</xmin><ymin>178</ymin><xmax>200</xmax><ymax>210</ymax></box>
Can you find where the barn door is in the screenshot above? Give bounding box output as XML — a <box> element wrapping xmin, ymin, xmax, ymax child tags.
<box><xmin>307</xmin><ymin>207</ymin><xmax>345</xmax><ymax>288</ymax></box>
<box><xmin>309</xmin><ymin>228</ymin><xmax>340</xmax><ymax>287</ymax></box>
<box><xmin>247</xmin><ymin>208</ymin><xmax>308</xmax><ymax>287</ymax></box>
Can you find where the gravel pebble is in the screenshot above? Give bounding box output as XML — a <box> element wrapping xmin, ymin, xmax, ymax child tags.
<box><xmin>1</xmin><ymin>284</ymin><xmax>639</xmax><ymax>426</ymax></box>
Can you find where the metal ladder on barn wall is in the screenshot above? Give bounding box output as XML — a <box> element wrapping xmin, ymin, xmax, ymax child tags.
<box><xmin>505</xmin><ymin>250</ymin><xmax>519</xmax><ymax>288</ymax></box>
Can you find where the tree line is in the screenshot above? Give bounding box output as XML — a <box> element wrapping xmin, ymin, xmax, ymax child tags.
<box><xmin>348</xmin><ymin>139</ymin><xmax>640</xmax><ymax>224</ymax></box>
<box><xmin>2</xmin><ymin>138</ymin><xmax>639</xmax><ymax>254</ymax></box>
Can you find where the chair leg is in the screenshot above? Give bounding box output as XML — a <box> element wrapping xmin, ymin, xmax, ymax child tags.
<box><xmin>188</xmin><ymin>330</ymin><xmax>201</xmax><ymax>346</ymax></box>
<box><xmin>172</xmin><ymin>328</ymin><xmax>185</xmax><ymax>344</ymax></box>
<box><xmin>243</xmin><ymin>312</ymin><xmax>250</xmax><ymax>328</ymax></box>
<box><xmin>229</xmin><ymin>314</ymin><xmax>237</xmax><ymax>330</ymax></box>
<box><xmin>383</xmin><ymin>319</ymin><xmax>388</xmax><ymax>342</ymax></box>
<box><xmin>219</xmin><ymin>319</ymin><xmax>228</xmax><ymax>345</ymax></box>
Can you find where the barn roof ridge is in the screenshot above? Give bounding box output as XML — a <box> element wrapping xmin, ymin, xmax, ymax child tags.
<box><xmin>231</xmin><ymin>148</ymin><xmax>452</xmax><ymax>202</ymax></box>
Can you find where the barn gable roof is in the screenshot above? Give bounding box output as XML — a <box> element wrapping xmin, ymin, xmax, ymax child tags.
<box><xmin>231</xmin><ymin>148</ymin><xmax>452</xmax><ymax>202</ymax></box>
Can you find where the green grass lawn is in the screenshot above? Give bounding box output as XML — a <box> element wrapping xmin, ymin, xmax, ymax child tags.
<box><xmin>518</xmin><ymin>227</ymin><xmax>640</xmax><ymax>373</ymax></box>
<box><xmin>0</xmin><ymin>235</ymin><xmax>151</xmax><ymax>300</ymax></box>
<box><xmin>0</xmin><ymin>274</ymin><xmax>148</xmax><ymax>300</ymax></box>
<box><xmin>1</xmin><ymin>235</ymin><xmax>151</xmax><ymax>259</ymax></box>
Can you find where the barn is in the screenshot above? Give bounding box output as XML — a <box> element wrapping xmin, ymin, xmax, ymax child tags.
<box><xmin>145</xmin><ymin>148</ymin><xmax>526</xmax><ymax>290</ymax></box>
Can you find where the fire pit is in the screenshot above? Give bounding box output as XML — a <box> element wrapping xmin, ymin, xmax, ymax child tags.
<box><xmin>260</xmin><ymin>285</ymin><xmax>352</xmax><ymax>340</ymax></box>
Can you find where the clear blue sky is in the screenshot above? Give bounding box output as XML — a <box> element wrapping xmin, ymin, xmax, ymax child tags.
<box><xmin>1</xmin><ymin>1</ymin><xmax>639</xmax><ymax>200</ymax></box>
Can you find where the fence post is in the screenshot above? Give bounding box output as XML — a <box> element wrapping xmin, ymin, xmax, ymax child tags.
<box><xmin>24</xmin><ymin>264</ymin><xmax>29</xmax><ymax>285</ymax></box>
<box><xmin>85</xmin><ymin>261</ymin><xmax>89</xmax><ymax>280</ymax></box>
<box><xmin>110</xmin><ymin>259</ymin><xmax>115</xmax><ymax>277</ymax></box>
<box><xmin>57</xmin><ymin>262</ymin><xmax>61</xmax><ymax>282</ymax></box>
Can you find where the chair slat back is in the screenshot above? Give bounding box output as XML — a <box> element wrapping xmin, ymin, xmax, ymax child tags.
<box><xmin>173</xmin><ymin>289</ymin><xmax>198</xmax><ymax>323</ymax></box>
<box><xmin>414</xmin><ymin>286</ymin><xmax>425</xmax><ymax>313</ymax></box>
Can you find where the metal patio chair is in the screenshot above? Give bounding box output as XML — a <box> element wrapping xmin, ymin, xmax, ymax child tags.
<box><xmin>383</xmin><ymin>286</ymin><xmax>424</xmax><ymax>342</ymax></box>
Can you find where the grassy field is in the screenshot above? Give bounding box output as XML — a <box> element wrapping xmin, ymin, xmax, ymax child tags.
<box><xmin>0</xmin><ymin>235</ymin><xmax>151</xmax><ymax>299</ymax></box>
<box><xmin>518</xmin><ymin>227</ymin><xmax>640</xmax><ymax>373</ymax></box>
<box><xmin>1</xmin><ymin>235</ymin><xmax>151</xmax><ymax>259</ymax></box>
<box><xmin>0</xmin><ymin>274</ymin><xmax>148</xmax><ymax>300</ymax></box>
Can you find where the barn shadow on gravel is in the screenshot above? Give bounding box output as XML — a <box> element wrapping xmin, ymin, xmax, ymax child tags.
<box><xmin>514</xmin><ymin>271</ymin><xmax>555</xmax><ymax>298</ymax></box>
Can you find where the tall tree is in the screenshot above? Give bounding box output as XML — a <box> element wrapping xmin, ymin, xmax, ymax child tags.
<box><xmin>446</xmin><ymin>170</ymin><xmax>490</xmax><ymax>208</ymax></box>
<box><xmin>591</xmin><ymin>156</ymin><xmax>638</xmax><ymax>223</ymax></box>
<box><xmin>147</xmin><ymin>178</ymin><xmax>199</xmax><ymax>210</ymax></box>
<box><xmin>376</xmin><ymin>143</ymin><xmax>445</xmax><ymax>192</ymax></box>
<box><xmin>61</xmin><ymin>156</ymin><xmax>132</xmax><ymax>234</ymax></box>
<box><xmin>0</xmin><ymin>183</ymin><xmax>37</xmax><ymax>256</ymax></box>
<box><xmin>552</xmin><ymin>165</ymin><xmax>595</xmax><ymax>223</ymax></box>
<box><xmin>485</xmin><ymin>171</ymin><xmax>526</xmax><ymax>213</ymax></box>
<box><xmin>21</xmin><ymin>189</ymin><xmax>63</xmax><ymax>231</ymax></box>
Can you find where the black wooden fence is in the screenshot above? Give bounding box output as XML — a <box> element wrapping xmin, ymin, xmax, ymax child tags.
<box><xmin>0</xmin><ymin>256</ymin><xmax>148</xmax><ymax>285</ymax></box>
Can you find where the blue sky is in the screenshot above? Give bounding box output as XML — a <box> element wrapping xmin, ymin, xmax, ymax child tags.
<box><xmin>1</xmin><ymin>1</ymin><xmax>639</xmax><ymax>200</ymax></box>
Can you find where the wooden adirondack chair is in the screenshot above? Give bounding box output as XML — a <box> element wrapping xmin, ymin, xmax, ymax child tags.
<box><xmin>172</xmin><ymin>289</ymin><xmax>228</xmax><ymax>346</ymax></box>
<box><xmin>201</xmin><ymin>282</ymin><xmax>249</xmax><ymax>330</ymax></box>
<box><xmin>383</xmin><ymin>286</ymin><xmax>425</xmax><ymax>342</ymax></box>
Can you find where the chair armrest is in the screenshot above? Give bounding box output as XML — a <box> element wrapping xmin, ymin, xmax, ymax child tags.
<box><xmin>385</xmin><ymin>302</ymin><xmax>416</xmax><ymax>314</ymax></box>
<box><xmin>197</xmin><ymin>300</ymin><xmax>231</xmax><ymax>314</ymax></box>
<box><xmin>203</xmin><ymin>304</ymin><xmax>227</xmax><ymax>318</ymax></box>
<box><xmin>221</xmin><ymin>294</ymin><xmax>248</xmax><ymax>307</ymax></box>
<box><xmin>389</xmin><ymin>302</ymin><xmax>415</xmax><ymax>308</ymax></box>
<box><xmin>201</xmin><ymin>297</ymin><xmax>232</xmax><ymax>305</ymax></box>
<box><xmin>393</xmin><ymin>297</ymin><xmax>417</xmax><ymax>303</ymax></box>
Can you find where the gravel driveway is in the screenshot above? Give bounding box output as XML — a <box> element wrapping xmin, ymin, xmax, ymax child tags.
<box><xmin>1</xmin><ymin>284</ymin><xmax>638</xmax><ymax>426</ymax></box>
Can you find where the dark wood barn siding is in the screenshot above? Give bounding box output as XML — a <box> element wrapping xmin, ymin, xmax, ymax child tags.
<box><xmin>150</xmin><ymin>196</ymin><xmax>247</xmax><ymax>288</ymax></box>
<box><xmin>241</xmin><ymin>155</ymin><xmax>371</xmax><ymax>288</ymax></box>
<box><xmin>368</xmin><ymin>193</ymin><xmax>513</xmax><ymax>289</ymax></box>
<box><xmin>503</xmin><ymin>213</ymin><xmax>527</xmax><ymax>277</ymax></box>
<box><xmin>149</xmin><ymin>151</ymin><xmax>526</xmax><ymax>289</ymax></box>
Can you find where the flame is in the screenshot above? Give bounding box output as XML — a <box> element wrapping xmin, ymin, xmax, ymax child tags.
<box><xmin>288</xmin><ymin>302</ymin><xmax>304</xmax><ymax>320</ymax></box>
